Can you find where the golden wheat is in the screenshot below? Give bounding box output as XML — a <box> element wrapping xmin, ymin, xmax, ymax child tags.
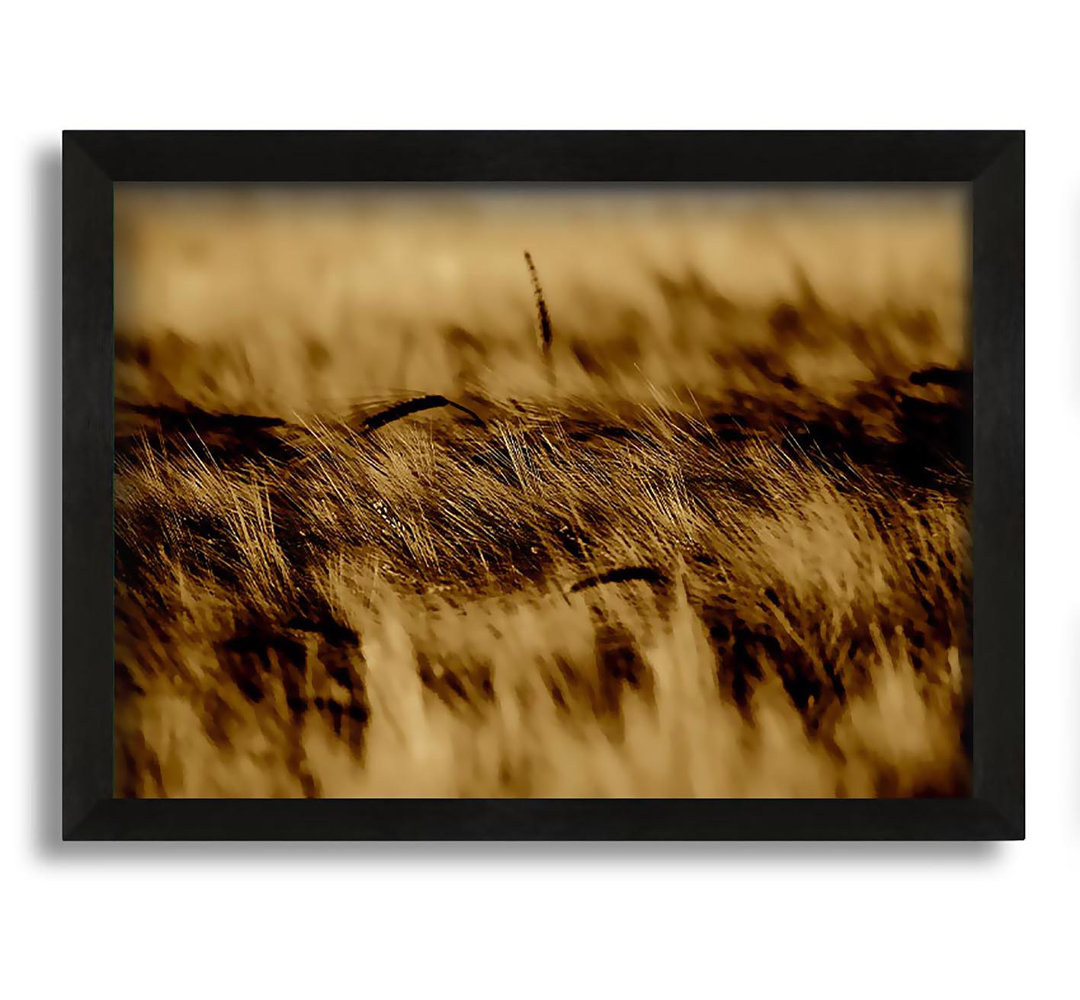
<box><xmin>113</xmin><ymin>187</ymin><xmax>971</xmax><ymax>798</ymax></box>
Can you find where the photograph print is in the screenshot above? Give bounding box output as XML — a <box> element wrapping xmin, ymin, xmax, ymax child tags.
<box><xmin>113</xmin><ymin>183</ymin><xmax>972</xmax><ymax>799</ymax></box>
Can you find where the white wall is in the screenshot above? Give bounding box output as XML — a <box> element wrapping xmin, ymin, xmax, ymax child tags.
<box><xmin>4</xmin><ymin>4</ymin><xmax>1071</xmax><ymax>997</ymax></box>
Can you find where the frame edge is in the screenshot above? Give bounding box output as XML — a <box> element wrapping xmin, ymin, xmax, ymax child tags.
<box><xmin>62</xmin><ymin>134</ymin><xmax>115</xmax><ymax>839</ymax></box>
<box><xmin>971</xmin><ymin>131</ymin><xmax>1024</xmax><ymax>840</ymax></box>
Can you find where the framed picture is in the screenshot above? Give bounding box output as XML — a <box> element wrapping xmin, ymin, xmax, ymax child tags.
<box><xmin>63</xmin><ymin>131</ymin><xmax>1023</xmax><ymax>840</ymax></box>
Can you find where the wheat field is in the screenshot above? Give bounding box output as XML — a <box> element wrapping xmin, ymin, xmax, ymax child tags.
<box><xmin>113</xmin><ymin>186</ymin><xmax>971</xmax><ymax>798</ymax></box>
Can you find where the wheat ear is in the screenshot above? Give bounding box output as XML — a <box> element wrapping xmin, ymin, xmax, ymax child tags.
<box><xmin>524</xmin><ymin>250</ymin><xmax>554</xmax><ymax>384</ymax></box>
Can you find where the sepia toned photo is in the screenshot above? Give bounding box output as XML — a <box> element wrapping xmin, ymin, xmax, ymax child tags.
<box><xmin>113</xmin><ymin>184</ymin><xmax>972</xmax><ymax>799</ymax></box>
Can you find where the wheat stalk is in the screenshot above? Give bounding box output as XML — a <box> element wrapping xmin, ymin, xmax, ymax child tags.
<box><xmin>524</xmin><ymin>250</ymin><xmax>554</xmax><ymax>384</ymax></box>
<box><xmin>568</xmin><ymin>565</ymin><xmax>669</xmax><ymax>594</ymax></box>
<box><xmin>354</xmin><ymin>394</ymin><xmax>487</xmax><ymax>435</ymax></box>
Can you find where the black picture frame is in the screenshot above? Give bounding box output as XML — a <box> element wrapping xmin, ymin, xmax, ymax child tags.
<box><xmin>62</xmin><ymin>131</ymin><xmax>1024</xmax><ymax>841</ymax></box>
